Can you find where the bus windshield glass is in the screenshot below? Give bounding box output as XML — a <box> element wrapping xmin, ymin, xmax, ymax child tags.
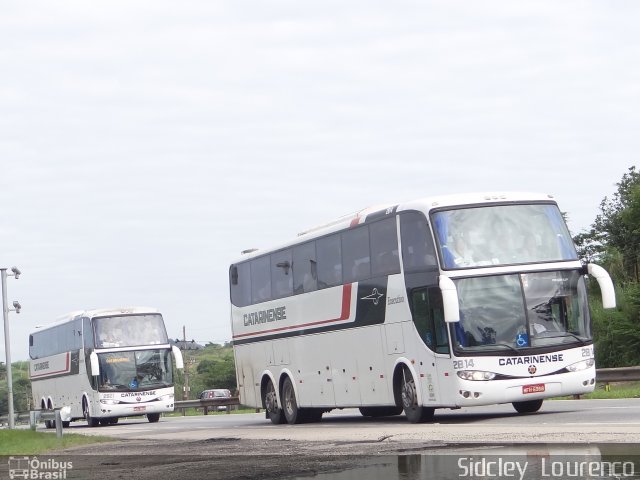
<box><xmin>432</xmin><ymin>203</ymin><xmax>578</xmax><ymax>269</ymax></box>
<box><xmin>94</xmin><ymin>314</ymin><xmax>168</xmax><ymax>348</ymax></box>
<box><xmin>452</xmin><ymin>270</ymin><xmax>591</xmax><ymax>353</ymax></box>
<box><xmin>98</xmin><ymin>349</ymin><xmax>174</xmax><ymax>391</ymax></box>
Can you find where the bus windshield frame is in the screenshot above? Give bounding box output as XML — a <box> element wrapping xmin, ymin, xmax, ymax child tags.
<box><xmin>93</xmin><ymin>314</ymin><xmax>169</xmax><ymax>349</ymax></box>
<box><xmin>432</xmin><ymin>203</ymin><xmax>578</xmax><ymax>270</ymax></box>
<box><xmin>451</xmin><ymin>269</ymin><xmax>592</xmax><ymax>355</ymax></box>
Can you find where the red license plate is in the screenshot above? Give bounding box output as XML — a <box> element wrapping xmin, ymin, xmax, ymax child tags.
<box><xmin>133</xmin><ymin>406</ymin><xmax>146</xmax><ymax>412</ymax></box>
<box><xmin>522</xmin><ymin>383</ymin><xmax>545</xmax><ymax>394</ymax></box>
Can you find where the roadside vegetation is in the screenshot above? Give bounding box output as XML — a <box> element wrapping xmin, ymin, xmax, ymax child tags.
<box><xmin>0</xmin><ymin>430</ymin><xmax>113</xmax><ymax>455</ymax></box>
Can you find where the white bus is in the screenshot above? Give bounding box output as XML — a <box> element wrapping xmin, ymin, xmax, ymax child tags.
<box><xmin>29</xmin><ymin>307</ymin><xmax>184</xmax><ymax>427</ymax></box>
<box><xmin>229</xmin><ymin>192</ymin><xmax>616</xmax><ymax>424</ymax></box>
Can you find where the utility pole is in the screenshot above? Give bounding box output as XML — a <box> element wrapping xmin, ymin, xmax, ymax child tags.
<box><xmin>1</xmin><ymin>266</ymin><xmax>21</xmax><ymax>430</ymax></box>
<box><xmin>182</xmin><ymin>325</ymin><xmax>189</xmax><ymax>400</ymax></box>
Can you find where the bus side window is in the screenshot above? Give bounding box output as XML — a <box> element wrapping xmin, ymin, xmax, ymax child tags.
<box><xmin>251</xmin><ymin>256</ymin><xmax>272</xmax><ymax>304</ymax></box>
<box><xmin>400</xmin><ymin>212</ymin><xmax>437</xmax><ymax>272</ymax></box>
<box><xmin>342</xmin><ymin>226</ymin><xmax>370</xmax><ymax>283</ymax></box>
<box><xmin>230</xmin><ymin>262</ymin><xmax>251</xmax><ymax>307</ymax></box>
<box><xmin>271</xmin><ymin>249</ymin><xmax>293</xmax><ymax>299</ymax></box>
<box><xmin>411</xmin><ymin>288</ymin><xmax>449</xmax><ymax>354</ymax></box>
<box><xmin>293</xmin><ymin>242</ymin><xmax>318</xmax><ymax>294</ymax></box>
<box><xmin>370</xmin><ymin>217</ymin><xmax>400</xmax><ymax>277</ymax></box>
<box><xmin>317</xmin><ymin>234</ymin><xmax>342</xmax><ymax>288</ymax></box>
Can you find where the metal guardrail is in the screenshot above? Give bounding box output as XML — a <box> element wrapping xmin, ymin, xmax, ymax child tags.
<box><xmin>29</xmin><ymin>408</ymin><xmax>63</xmax><ymax>438</ymax></box>
<box><xmin>596</xmin><ymin>366</ymin><xmax>640</xmax><ymax>383</ymax></box>
<box><xmin>174</xmin><ymin>396</ymin><xmax>240</xmax><ymax>415</ymax></box>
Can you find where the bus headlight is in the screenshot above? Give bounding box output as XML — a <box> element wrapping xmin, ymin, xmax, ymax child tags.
<box><xmin>457</xmin><ymin>370</ymin><xmax>496</xmax><ymax>381</ymax></box>
<box><xmin>100</xmin><ymin>399</ymin><xmax>120</xmax><ymax>405</ymax></box>
<box><xmin>566</xmin><ymin>359</ymin><xmax>595</xmax><ymax>372</ymax></box>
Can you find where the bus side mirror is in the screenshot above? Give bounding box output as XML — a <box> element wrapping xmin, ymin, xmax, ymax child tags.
<box><xmin>172</xmin><ymin>345</ymin><xmax>184</xmax><ymax>369</ymax></box>
<box><xmin>587</xmin><ymin>263</ymin><xmax>617</xmax><ymax>309</ymax></box>
<box><xmin>439</xmin><ymin>276</ymin><xmax>460</xmax><ymax>323</ymax></box>
<box><xmin>89</xmin><ymin>351</ymin><xmax>100</xmax><ymax>376</ymax></box>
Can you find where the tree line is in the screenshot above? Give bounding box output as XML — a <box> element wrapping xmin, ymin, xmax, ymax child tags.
<box><xmin>574</xmin><ymin>166</ymin><xmax>640</xmax><ymax>367</ymax></box>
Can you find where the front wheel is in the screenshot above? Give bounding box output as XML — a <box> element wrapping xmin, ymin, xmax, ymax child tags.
<box><xmin>147</xmin><ymin>413</ymin><xmax>161</xmax><ymax>423</ymax></box>
<box><xmin>263</xmin><ymin>379</ymin><xmax>285</xmax><ymax>425</ymax></box>
<box><xmin>83</xmin><ymin>399</ymin><xmax>99</xmax><ymax>427</ymax></box>
<box><xmin>512</xmin><ymin>399</ymin><xmax>543</xmax><ymax>414</ymax></box>
<box><xmin>400</xmin><ymin>367</ymin><xmax>434</xmax><ymax>424</ymax></box>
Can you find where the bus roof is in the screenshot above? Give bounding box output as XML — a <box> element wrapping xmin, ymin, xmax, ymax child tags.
<box><xmin>30</xmin><ymin>306</ymin><xmax>161</xmax><ymax>334</ymax></box>
<box><xmin>233</xmin><ymin>191</ymin><xmax>557</xmax><ymax>262</ymax></box>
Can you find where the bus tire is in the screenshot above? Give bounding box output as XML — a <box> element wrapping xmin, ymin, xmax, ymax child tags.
<box><xmin>147</xmin><ymin>413</ymin><xmax>161</xmax><ymax>423</ymax></box>
<box><xmin>83</xmin><ymin>399</ymin><xmax>100</xmax><ymax>427</ymax></box>
<box><xmin>359</xmin><ymin>406</ymin><xmax>403</xmax><ymax>418</ymax></box>
<box><xmin>282</xmin><ymin>376</ymin><xmax>303</xmax><ymax>424</ymax></box>
<box><xmin>399</xmin><ymin>367</ymin><xmax>434</xmax><ymax>424</ymax></box>
<box><xmin>512</xmin><ymin>399</ymin><xmax>543</xmax><ymax>414</ymax></box>
<box><xmin>263</xmin><ymin>378</ymin><xmax>286</xmax><ymax>425</ymax></box>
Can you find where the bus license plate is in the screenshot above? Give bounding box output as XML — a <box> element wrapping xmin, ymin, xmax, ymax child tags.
<box><xmin>522</xmin><ymin>384</ymin><xmax>545</xmax><ymax>394</ymax></box>
<box><xmin>133</xmin><ymin>406</ymin><xmax>146</xmax><ymax>412</ymax></box>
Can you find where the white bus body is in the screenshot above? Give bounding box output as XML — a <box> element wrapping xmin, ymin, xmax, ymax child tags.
<box><xmin>29</xmin><ymin>306</ymin><xmax>184</xmax><ymax>427</ymax></box>
<box><xmin>229</xmin><ymin>192</ymin><xmax>616</xmax><ymax>424</ymax></box>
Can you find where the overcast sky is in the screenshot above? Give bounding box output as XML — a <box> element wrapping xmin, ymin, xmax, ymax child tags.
<box><xmin>1</xmin><ymin>1</ymin><xmax>638</xmax><ymax>361</ymax></box>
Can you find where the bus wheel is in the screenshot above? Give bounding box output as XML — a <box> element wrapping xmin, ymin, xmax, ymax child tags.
<box><xmin>282</xmin><ymin>377</ymin><xmax>303</xmax><ymax>424</ymax></box>
<box><xmin>359</xmin><ymin>406</ymin><xmax>403</xmax><ymax>418</ymax></box>
<box><xmin>83</xmin><ymin>399</ymin><xmax>99</xmax><ymax>427</ymax></box>
<box><xmin>147</xmin><ymin>413</ymin><xmax>161</xmax><ymax>423</ymax></box>
<box><xmin>263</xmin><ymin>379</ymin><xmax>285</xmax><ymax>425</ymax></box>
<box><xmin>512</xmin><ymin>399</ymin><xmax>543</xmax><ymax>414</ymax></box>
<box><xmin>400</xmin><ymin>367</ymin><xmax>434</xmax><ymax>424</ymax></box>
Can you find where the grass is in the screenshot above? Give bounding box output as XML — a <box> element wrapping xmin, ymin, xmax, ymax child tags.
<box><xmin>553</xmin><ymin>381</ymin><xmax>640</xmax><ymax>400</ymax></box>
<box><xmin>0</xmin><ymin>429</ymin><xmax>114</xmax><ymax>455</ymax></box>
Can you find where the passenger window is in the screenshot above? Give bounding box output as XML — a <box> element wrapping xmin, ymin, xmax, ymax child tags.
<box><xmin>342</xmin><ymin>226</ymin><xmax>370</xmax><ymax>283</ymax></box>
<box><xmin>317</xmin><ymin>234</ymin><xmax>342</xmax><ymax>288</ymax></box>
<box><xmin>271</xmin><ymin>250</ymin><xmax>293</xmax><ymax>299</ymax></box>
<box><xmin>251</xmin><ymin>256</ymin><xmax>272</xmax><ymax>304</ymax></box>
<box><xmin>401</xmin><ymin>212</ymin><xmax>437</xmax><ymax>272</ymax></box>
<box><xmin>230</xmin><ymin>262</ymin><xmax>251</xmax><ymax>307</ymax></box>
<box><xmin>293</xmin><ymin>242</ymin><xmax>317</xmax><ymax>294</ymax></box>
<box><xmin>370</xmin><ymin>217</ymin><xmax>400</xmax><ymax>277</ymax></box>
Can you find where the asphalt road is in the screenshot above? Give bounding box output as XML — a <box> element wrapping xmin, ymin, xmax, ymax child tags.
<box><xmin>26</xmin><ymin>399</ymin><xmax>639</xmax><ymax>480</ymax></box>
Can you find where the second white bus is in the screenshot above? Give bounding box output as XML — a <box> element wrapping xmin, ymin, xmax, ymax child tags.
<box><xmin>29</xmin><ymin>307</ymin><xmax>184</xmax><ymax>427</ymax></box>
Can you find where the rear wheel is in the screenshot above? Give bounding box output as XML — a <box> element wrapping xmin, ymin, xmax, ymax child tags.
<box><xmin>512</xmin><ymin>399</ymin><xmax>543</xmax><ymax>414</ymax></box>
<box><xmin>282</xmin><ymin>377</ymin><xmax>303</xmax><ymax>424</ymax></box>
<box><xmin>400</xmin><ymin>367</ymin><xmax>434</xmax><ymax>424</ymax></box>
<box><xmin>263</xmin><ymin>379</ymin><xmax>285</xmax><ymax>425</ymax></box>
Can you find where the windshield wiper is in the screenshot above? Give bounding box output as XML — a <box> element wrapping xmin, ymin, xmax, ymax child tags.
<box><xmin>473</xmin><ymin>342</ymin><xmax>521</xmax><ymax>353</ymax></box>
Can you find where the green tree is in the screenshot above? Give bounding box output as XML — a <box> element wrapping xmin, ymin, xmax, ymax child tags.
<box><xmin>591</xmin><ymin>166</ymin><xmax>640</xmax><ymax>281</ymax></box>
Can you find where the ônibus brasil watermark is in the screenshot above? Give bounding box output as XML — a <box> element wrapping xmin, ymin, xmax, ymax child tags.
<box><xmin>457</xmin><ymin>456</ymin><xmax>637</xmax><ymax>479</ymax></box>
<box><xmin>8</xmin><ymin>456</ymin><xmax>72</xmax><ymax>480</ymax></box>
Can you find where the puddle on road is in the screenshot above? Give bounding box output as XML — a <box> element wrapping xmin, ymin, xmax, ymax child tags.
<box><xmin>291</xmin><ymin>444</ymin><xmax>640</xmax><ymax>480</ymax></box>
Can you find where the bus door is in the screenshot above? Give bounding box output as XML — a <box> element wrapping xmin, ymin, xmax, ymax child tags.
<box><xmin>409</xmin><ymin>286</ymin><xmax>451</xmax><ymax>405</ymax></box>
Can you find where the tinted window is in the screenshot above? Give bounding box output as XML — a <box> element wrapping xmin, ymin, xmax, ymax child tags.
<box><xmin>293</xmin><ymin>242</ymin><xmax>317</xmax><ymax>294</ymax></box>
<box><xmin>400</xmin><ymin>211</ymin><xmax>437</xmax><ymax>272</ymax></box>
<box><xmin>230</xmin><ymin>262</ymin><xmax>251</xmax><ymax>307</ymax></box>
<box><xmin>251</xmin><ymin>256</ymin><xmax>272</xmax><ymax>303</ymax></box>
<box><xmin>370</xmin><ymin>217</ymin><xmax>400</xmax><ymax>276</ymax></box>
<box><xmin>342</xmin><ymin>226</ymin><xmax>371</xmax><ymax>283</ymax></box>
<box><xmin>317</xmin><ymin>234</ymin><xmax>342</xmax><ymax>288</ymax></box>
<box><xmin>271</xmin><ymin>249</ymin><xmax>293</xmax><ymax>299</ymax></box>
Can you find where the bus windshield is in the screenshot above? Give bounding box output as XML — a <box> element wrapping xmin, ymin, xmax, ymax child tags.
<box><xmin>432</xmin><ymin>203</ymin><xmax>577</xmax><ymax>269</ymax></box>
<box><xmin>452</xmin><ymin>270</ymin><xmax>591</xmax><ymax>353</ymax></box>
<box><xmin>98</xmin><ymin>349</ymin><xmax>174</xmax><ymax>391</ymax></box>
<box><xmin>94</xmin><ymin>314</ymin><xmax>168</xmax><ymax>348</ymax></box>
